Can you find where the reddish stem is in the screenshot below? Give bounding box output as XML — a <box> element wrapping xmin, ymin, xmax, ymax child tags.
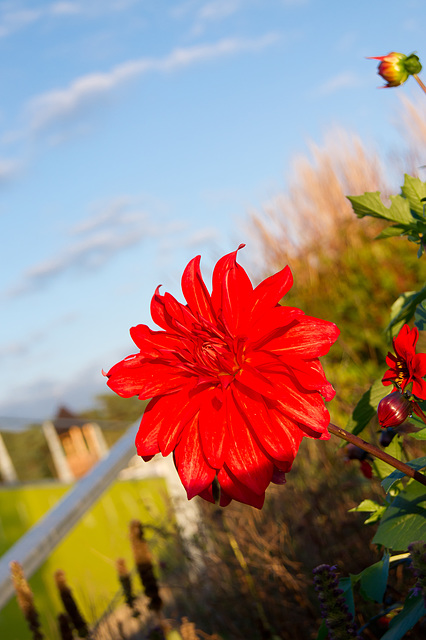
<box><xmin>328</xmin><ymin>422</ymin><xmax>426</xmax><ymax>487</ymax></box>
<box><xmin>414</xmin><ymin>74</ymin><xmax>426</xmax><ymax>96</ymax></box>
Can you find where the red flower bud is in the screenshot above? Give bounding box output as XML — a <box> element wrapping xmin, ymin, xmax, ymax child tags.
<box><xmin>368</xmin><ymin>52</ymin><xmax>422</xmax><ymax>88</ymax></box>
<box><xmin>377</xmin><ymin>391</ymin><xmax>411</xmax><ymax>428</ymax></box>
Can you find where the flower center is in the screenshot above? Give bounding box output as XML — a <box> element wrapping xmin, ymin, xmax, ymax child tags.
<box><xmin>178</xmin><ymin>322</ymin><xmax>247</xmax><ymax>387</ymax></box>
<box><xmin>395</xmin><ymin>358</ymin><xmax>410</xmax><ymax>387</ymax></box>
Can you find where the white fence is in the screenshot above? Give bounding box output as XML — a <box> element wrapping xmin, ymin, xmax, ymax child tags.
<box><xmin>0</xmin><ymin>421</ymin><xmax>203</xmax><ymax>611</ymax></box>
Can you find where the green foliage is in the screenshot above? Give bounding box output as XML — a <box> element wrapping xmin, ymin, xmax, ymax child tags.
<box><xmin>381</xmin><ymin>457</ymin><xmax>426</xmax><ymax>493</ymax></box>
<box><xmin>2</xmin><ymin>427</ymin><xmax>55</xmax><ymax>482</ymax></box>
<box><xmin>381</xmin><ymin>595</ymin><xmax>426</xmax><ymax>640</ymax></box>
<box><xmin>349</xmin><ymin>499</ymin><xmax>387</xmax><ymax>524</ymax></box>
<box><xmin>351</xmin><ymin>552</ymin><xmax>390</xmax><ymax>604</ymax></box>
<box><xmin>373</xmin><ymin>479</ymin><xmax>426</xmax><ymax>550</ymax></box>
<box><xmin>345</xmin><ymin>378</ymin><xmax>388</xmax><ymax>435</ymax></box>
<box><xmin>349</xmin><ymin>175</ymin><xmax>426</xmax><ymax>253</ymax></box>
<box><xmin>80</xmin><ymin>392</ymin><xmax>147</xmax><ymax>425</ymax></box>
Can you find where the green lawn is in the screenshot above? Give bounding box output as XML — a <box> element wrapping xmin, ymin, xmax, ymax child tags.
<box><xmin>0</xmin><ymin>477</ymin><xmax>172</xmax><ymax>639</ymax></box>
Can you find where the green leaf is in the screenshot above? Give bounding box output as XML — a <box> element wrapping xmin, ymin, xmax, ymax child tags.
<box><xmin>339</xmin><ymin>576</ymin><xmax>355</xmax><ymax>617</ymax></box>
<box><xmin>348</xmin><ymin>192</ymin><xmax>414</xmax><ymax>225</ymax></box>
<box><xmin>354</xmin><ymin>553</ymin><xmax>390</xmax><ymax>603</ymax></box>
<box><xmin>346</xmin><ymin>378</ymin><xmax>389</xmax><ymax>435</ymax></box>
<box><xmin>407</xmin><ymin>424</ymin><xmax>426</xmax><ymax>439</ymax></box>
<box><xmin>380</xmin><ymin>594</ymin><xmax>426</xmax><ymax>640</ymax></box>
<box><xmin>376</xmin><ymin>225</ymin><xmax>409</xmax><ymax>239</ymax></box>
<box><xmin>315</xmin><ymin>620</ymin><xmax>328</xmax><ymax>640</ymax></box>
<box><xmin>387</xmin><ymin>287</ymin><xmax>426</xmax><ymax>337</ymax></box>
<box><xmin>415</xmin><ymin>299</ymin><xmax>426</xmax><ymax>332</ymax></box>
<box><xmin>373</xmin><ymin>480</ymin><xmax>426</xmax><ymax>550</ymax></box>
<box><xmin>401</xmin><ymin>174</ymin><xmax>426</xmax><ymax>216</ymax></box>
<box><xmin>381</xmin><ymin>457</ymin><xmax>426</xmax><ymax>493</ymax></box>
<box><xmin>372</xmin><ymin>437</ymin><xmax>403</xmax><ymax>482</ymax></box>
<box><xmin>349</xmin><ymin>499</ymin><xmax>386</xmax><ymax>524</ymax></box>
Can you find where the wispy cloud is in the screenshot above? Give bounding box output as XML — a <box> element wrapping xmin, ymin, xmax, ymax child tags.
<box><xmin>191</xmin><ymin>0</ymin><xmax>243</xmax><ymax>35</ymax></box>
<box><xmin>0</xmin><ymin>313</ymin><xmax>77</xmax><ymax>361</ymax></box>
<box><xmin>314</xmin><ymin>71</ymin><xmax>361</xmax><ymax>97</ymax></box>
<box><xmin>4</xmin><ymin>197</ymin><xmax>159</xmax><ymax>298</ymax></box>
<box><xmin>24</xmin><ymin>34</ymin><xmax>279</xmax><ymax>134</ymax></box>
<box><xmin>0</xmin><ymin>1</ymin><xmax>142</xmax><ymax>38</ymax></box>
<box><xmin>0</xmin><ymin>157</ymin><xmax>20</xmax><ymax>183</ymax></box>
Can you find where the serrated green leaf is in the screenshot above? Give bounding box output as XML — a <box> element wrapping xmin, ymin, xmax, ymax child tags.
<box><xmin>381</xmin><ymin>457</ymin><xmax>426</xmax><ymax>493</ymax></box>
<box><xmin>401</xmin><ymin>174</ymin><xmax>426</xmax><ymax>216</ymax></box>
<box><xmin>415</xmin><ymin>299</ymin><xmax>426</xmax><ymax>331</ymax></box>
<box><xmin>346</xmin><ymin>378</ymin><xmax>389</xmax><ymax>435</ymax></box>
<box><xmin>348</xmin><ymin>192</ymin><xmax>414</xmax><ymax>225</ymax></box>
<box><xmin>373</xmin><ymin>480</ymin><xmax>426</xmax><ymax>550</ymax></box>
<box><xmin>380</xmin><ymin>594</ymin><xmax>426</xmax><ymax>640</ymax></box>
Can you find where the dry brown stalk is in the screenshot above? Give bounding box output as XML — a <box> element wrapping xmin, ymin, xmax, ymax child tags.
<box><xmin>129</xmin><ymin>520</ymin><xmax>163</xmax><ymax>612</ymax></box>
<box><xmin>180</xmin><ymin>617</ymin><xmax>199</xmax><ymax>640</ymax></box>
<box><xmin>116</xmin><ymin>557</ymin><xmax>138</xmax><ymax>616</ymax></box>
<box><xmin>249</xmin><ymin>129</ymin><xmax>386</xmax><ymax>275</ymax></box>
<box><xmin>57</xmin><ymin>613</ymin><xmax>74</xmax><ymax>640</ymax></box>
<box><xmin>10</xmin><ymin>561</ymin><xmax>44</xmax><ymax>640</ymax></box>
<box><xmin>54</xmin><ymin>569</ymin><xmax>90</xmax><ymax>638</ymax></box>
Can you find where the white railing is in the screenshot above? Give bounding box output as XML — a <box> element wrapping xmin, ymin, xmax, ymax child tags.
<box><xmin>0</xmin><ymin>420</ymin><xmax>204</xmax><ymax>611</ymax></box>
<box><xmin>0</xmin><ymin>421</ymin><xmax>139</xmax><ymax>610</ymax></box>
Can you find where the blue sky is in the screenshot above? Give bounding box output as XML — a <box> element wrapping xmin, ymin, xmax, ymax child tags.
<box><xmin>1</xmin><ymin>0</ymin><xmax>425</xmax><ymax>424</ymax></box>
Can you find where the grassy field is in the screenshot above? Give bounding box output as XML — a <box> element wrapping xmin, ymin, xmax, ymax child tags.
<box><xmin>0</xmin><ymin>477</ymin><xmax>172</xmax><ymax>640</ymax></box>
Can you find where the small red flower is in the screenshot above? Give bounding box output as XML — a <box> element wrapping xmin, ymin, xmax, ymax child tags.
<box><xmin>382</xmin><ymin>324</ymin><xmax>426</xmax><ymax>399</ymax></box>
<box><xmin>105</xmin><ymin>245</ymin><xmax>339</xmax><ymax>508</ymax></box>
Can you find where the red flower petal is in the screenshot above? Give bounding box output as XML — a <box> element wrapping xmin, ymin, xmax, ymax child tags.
<box><xmin>217</xmin><ymin>465</ymin><xmax>265</xmax><ymax>509</ymax></box>
<box><xmin>250</xmin><ymin>265</ymin><xmax>293</xmax><ymax>324</ymax></box>
<box><xmin>232</xmin><ymin>381</ymin><xmax>302</xmax><ymax>465</ymax></box>
<box><xmin>173</xmin><ymin>414</ymin><xmax>216</xmax><ymax>499</ymax></box>
<box><xmin>223</xmin><ymin>391</ymin><xmax>273</xmax><ymax>495</ymax></box>
<box><xmin>262</xmin><ymin>315</ymin><xmax>340</xmax><ymax>358</ymax></box>
<box><xmin>211</xmin><ymin>244</ymin><xmax>252</xmax><ymax>334</ymax></box>
<box><xmin>130</xmin><ymin>324</ymin><xmax>183</xmax><ymax>355</ymax></box>
<box><xmin>181</xmin><ymin>255</ymin><xmax>215</xmax><ymax>323</ymax></box>
<box><xmin>198</xmin><ymin>388</ymin><xmax>228</xmax><ymax>468</ymax></box>
<box><xmin>106</xmin><ymin>356</ymin><xmax>193</xmax><ymax>399</ymax></box>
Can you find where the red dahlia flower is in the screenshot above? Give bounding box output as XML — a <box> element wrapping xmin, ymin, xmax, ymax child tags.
<box><xmin>382</xmin><ymin>324</ymin><xmax>426</xmax><ymax>400</ymax></box>
<box><xmin>105</xmin><ymin>245</ymin><xmax>339</xmax><ymax>508</ymax></box>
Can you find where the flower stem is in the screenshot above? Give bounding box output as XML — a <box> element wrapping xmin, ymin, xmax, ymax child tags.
<box><xmin>414</xmin><ymin>74</ymin><xmax>426</xmax><ymax>96</ymax></box>
<box><xmin>328</xmin><ymin>423</ymin><xmax>426</xmax><ymax>487</ymax></box>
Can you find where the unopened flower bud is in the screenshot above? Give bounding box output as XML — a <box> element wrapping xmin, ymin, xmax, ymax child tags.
<box><xmin>377</xmin><ymin>391</ymin><xmax>411</xmax><ymax>428</ymax></box>
<box><xmin>368</xmin><ymin>52</ymin><xmax>422</xmax><ymax>87</ymax></box>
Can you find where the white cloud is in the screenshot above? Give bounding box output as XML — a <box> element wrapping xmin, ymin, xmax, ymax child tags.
<box><xmin>0</xmin><ymin>8</ymin><xmax>41</xmax><ymax>38</ymax></box>
<box><xmin>50</xmin><ymin>2</ymin><xmax>82</xmax><ymax>16</ymax></box>
<box><xmin>24</xmin><ymin>33</ymin><xmax>279</xmax><ymax>133</ymax></box>
<box><xmin>198</xmin><ymin>0</ymin><xmax>241</xmax><ymax>20</ymax></box>
<box><xmin>314</xmin><ymin>72</ymin><xmax>361</xmax><ymax>97</ymax></box>
<box><xmin>4</xmin><ymin>196</ymin><xmax>190</xmax><ymax>298</ymax></box>
<box><xmin>0</xmin><ymin>1</ymin><xmax>142</xmax><ymax>38</ymax></box>
<box><xmin>0</xmin><ymin>157</ymin><xmax>20</xmax><ymax>182</ymax></box>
